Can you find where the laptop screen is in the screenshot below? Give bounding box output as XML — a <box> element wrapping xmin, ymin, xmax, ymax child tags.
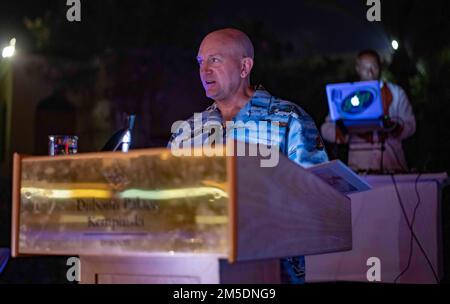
<box><xmin>326</xmin><ymin>80</ymin><xmax>383</xmax><ymax>122</ymax></box>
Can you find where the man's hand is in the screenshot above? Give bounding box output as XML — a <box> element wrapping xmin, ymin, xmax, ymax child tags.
<box><xmin>383</xmin><ymin>117</ymin><xmax>403</xmax><ymax>138</ymax></box>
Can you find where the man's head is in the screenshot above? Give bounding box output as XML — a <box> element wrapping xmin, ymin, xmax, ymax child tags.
<box><xmin>355</xmin><ymin>49</ymin><xmax>381</xmax><ymax>81</ymax></box>
<box><xmin>197</xmin><ymin>28</ymin><xmax>254</xmax><ymax>102</ymax></box>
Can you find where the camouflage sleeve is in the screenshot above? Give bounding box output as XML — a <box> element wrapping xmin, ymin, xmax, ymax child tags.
<box><xmin>286</xmin><ymin>111</ymin><xmax>329</xmax><ymax>168</ymax></box>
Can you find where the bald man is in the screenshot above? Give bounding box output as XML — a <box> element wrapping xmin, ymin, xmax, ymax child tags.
<box><xmin>169</xmin><ymin>28</ymin><xmax>329</xmax><ymax>283</ymax></box>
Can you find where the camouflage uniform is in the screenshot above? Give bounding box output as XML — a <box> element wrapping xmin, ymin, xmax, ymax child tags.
<box><xmin>169</xmin><ymin>85</ymin><xmax>329</xmax><ymax>283</ymax></box>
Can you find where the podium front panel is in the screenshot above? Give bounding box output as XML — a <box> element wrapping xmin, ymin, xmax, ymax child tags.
<box><xmin>12</xmin><ymin>150</ymin><xmax>230</xmax><ymax>257</ymax></box>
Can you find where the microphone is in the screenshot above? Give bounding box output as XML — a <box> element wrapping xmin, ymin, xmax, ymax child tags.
<box><xmin>101</xmin><ymin>113</ymin><xmax>136</xmax><ymax>152</ymax></box>
<box><xmin>121</xmin><ymin>114</ymin><xmax>136</xmax><ymax>152</ymax></box>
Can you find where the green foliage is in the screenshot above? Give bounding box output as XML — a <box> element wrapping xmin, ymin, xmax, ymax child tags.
<box><xmin>24</xmin><ymin>17</ymin><xmax>51</xmax><ymax>50</ymax></box>
<box><xmin>382</xmin><ymin>1</ymin><xmax>450</xmax><ymax>172</ymax></box>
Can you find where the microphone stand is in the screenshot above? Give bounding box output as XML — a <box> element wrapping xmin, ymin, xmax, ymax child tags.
<box><xmin>380</xmin><ymin>132</ymin><xmax>386</xmax><ymax>173</ymax></box>
<box><xmin>119</xmin><ymin>114</ymin><xmax>135</xmax><ymax>152</ymax></box>
<box><xmin>101</xmin><ymin>113</ymin><xmax>136</xmax><ymax>152</ymax></box>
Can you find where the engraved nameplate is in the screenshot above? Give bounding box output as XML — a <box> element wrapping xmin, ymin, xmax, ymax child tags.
<box><xmin>17</xmin><ymin>150</ymin><xmax>230</xmax><ymax>256</ymax></box>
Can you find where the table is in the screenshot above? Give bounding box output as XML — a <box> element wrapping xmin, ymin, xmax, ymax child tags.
<box><xmin>306</xmin><ymin>173</ymin><xmax>448</xmax><ymax>284</ymax></box>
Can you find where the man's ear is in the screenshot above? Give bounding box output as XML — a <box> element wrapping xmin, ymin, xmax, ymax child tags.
<box><xmin>240</xmin><ymin>57</ymin><xmax>254</xmax><ymax>78</ymax></box>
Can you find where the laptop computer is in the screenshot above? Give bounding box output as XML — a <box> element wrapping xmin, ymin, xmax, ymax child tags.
<box><xmin>326</xmin><ymin>80</ymin><xmax>384</xmax><ymax>133</ymax></box>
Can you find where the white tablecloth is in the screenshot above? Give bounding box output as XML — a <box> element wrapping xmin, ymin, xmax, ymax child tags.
<box><xmin>306</xmin><ymin>173</ymin><xmax>448</xmax><ymax>284</ymax></box>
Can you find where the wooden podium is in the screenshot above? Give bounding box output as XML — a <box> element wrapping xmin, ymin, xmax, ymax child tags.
<box><xmin>11</xmin><ymin>146</ymin><xmax>351</xmax><ymax>283</ymax></box>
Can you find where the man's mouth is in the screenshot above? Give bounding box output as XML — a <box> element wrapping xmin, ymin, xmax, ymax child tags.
<box><xmin>204</xmin><ymin>80</ymin><xmax>216</xmax><ymax>86</ymax></box>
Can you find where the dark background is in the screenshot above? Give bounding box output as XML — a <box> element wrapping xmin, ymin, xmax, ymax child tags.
<box><xmin>0</xmin><ymin>0</ymin><xmax>449</xmax><ymax>283</ymax></box>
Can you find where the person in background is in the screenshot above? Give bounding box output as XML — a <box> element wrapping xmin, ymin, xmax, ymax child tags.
<box><xmin>321</xmin><ymin>49</ymin><xmax>416</xmax><ymax>172</ymax></box>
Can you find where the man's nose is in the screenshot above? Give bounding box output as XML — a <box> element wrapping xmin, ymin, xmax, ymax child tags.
<box><xmin>363</xmin><ymin>69</ymin><xmax>373</xmax><ymax>80</ymax></box>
